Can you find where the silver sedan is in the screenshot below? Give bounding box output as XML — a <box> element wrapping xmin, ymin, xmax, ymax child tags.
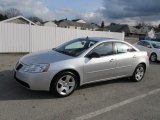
<box><xmin>14</xmin><ymin>37</ymin><xmax>149</xmax><ymax>97</ymax></box>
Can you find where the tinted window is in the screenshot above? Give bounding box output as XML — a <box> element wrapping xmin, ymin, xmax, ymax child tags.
<box><xmin>115</xmin><ymin>42</ymin><xmax>136</xmax><ymax>54</ymax></box>
<box><xmin>89</xmin><ymin>42</ymin><xmax>113</xmax><ymax>57</ymax></box>
<box><xmin>143</xmin><ymin>41</ymin><xmax>150</xmax><ymax>47</ymax></box>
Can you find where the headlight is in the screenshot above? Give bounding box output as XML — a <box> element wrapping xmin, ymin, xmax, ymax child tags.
<box><xmin>23</xmin><ymin>64</ymin><xmax>50</xmax><ymax>73</ymax></box>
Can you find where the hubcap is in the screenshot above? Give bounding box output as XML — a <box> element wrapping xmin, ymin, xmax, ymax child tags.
<box><xmin>57</xmin><ymin>75</ymin><xmax>76</xmax><ymax>95</ymax></box>
<box><xmin>151</xmin><ymin>54</ymin><xmax>156</xmax><ymax>62</ymax></box>
<box><xmin>135</xmin><ymin>66</ymin><xmax>144</xmax><ymax>81</ymax></box>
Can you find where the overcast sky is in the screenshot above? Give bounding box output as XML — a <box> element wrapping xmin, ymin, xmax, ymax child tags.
<box><xmin>0</xmin><ymin>0</ymin><xmax>160</xmax><ymax>25</ymax></box>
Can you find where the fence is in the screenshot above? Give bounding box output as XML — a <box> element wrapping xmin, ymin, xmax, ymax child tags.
<box><xmin>0</xmin><ymin>23</ymin><xmax>124</xmax><ymax>53</ymax></box>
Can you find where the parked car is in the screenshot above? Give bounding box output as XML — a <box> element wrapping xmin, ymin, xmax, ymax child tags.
<box><xmin>14</xmin><ymin>37</ymin><xmax>149</xmax><ymax>97</ymax></box>
<box><xmin>134</xmin><ymin>40</ymin><xmax>160</xmax><ymax>62</ymax></box>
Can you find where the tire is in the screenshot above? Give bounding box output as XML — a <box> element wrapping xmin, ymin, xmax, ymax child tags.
<box><xmin>50</xmin><ymin>71</ymin><xmax>77</xmax><ymax>97</ymax></box>
<box><xmin>150</xmin><ymin>53</ymin><xmax>157</xmax><ymax>62</ymax></box>
<box><xmin>131</xmin><ymin>64</ymin><xmax>145</xmax><ymax>82</ymax></box>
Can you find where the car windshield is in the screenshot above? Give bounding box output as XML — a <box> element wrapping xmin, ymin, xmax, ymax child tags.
<box><xmin>151</xmin><ymin>42</ymin><xmax>160</xmax><ymax>49</ymax></box>
<box><xmin>54</xmin><ymin>39</ymin><xmax>97</xmax><ymax>57</ymax></box>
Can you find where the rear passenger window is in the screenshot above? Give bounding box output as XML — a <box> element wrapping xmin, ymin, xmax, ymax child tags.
<box><xmin>115</xmin><ymin>42</ymin><xmax>136</xmax><ymax>54</ymax></box>
<box><xmin>143</xmin><ymin>41</ymin><xmax>150</xmax><ymax>47</ymax></box>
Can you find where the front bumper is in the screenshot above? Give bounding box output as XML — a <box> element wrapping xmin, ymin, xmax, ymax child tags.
<box><xmin>14</xmin><ymin>69</ymin><xmax>58</xmax><ymax>91</ymax></box>
<box><xmin>14</xmin><ymin>74</ymin><xmax>30</xmax><ymax>88</ymax></box>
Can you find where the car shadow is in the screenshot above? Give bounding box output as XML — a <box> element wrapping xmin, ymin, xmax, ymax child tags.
<box><xmin>78</xmin><ymin>77</ymin><xmax>132</xmax><ymax>90</ymax></box>
<box><xmin>0</xmin><ymin>70</ymin><xmax>55</xmax><ymax>101</ymax></box>
<box><xmin>149</xmin><ymin>61</ymin><xmax>160</xmax><ymax>65</ymax></box>
<box><xmin>0</xmin><ymin>70</ymin><xmax>133</xmax><ymax>101</ymax></box>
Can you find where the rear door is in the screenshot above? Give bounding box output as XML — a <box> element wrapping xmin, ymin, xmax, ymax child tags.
<box><xmin>114</xmin><ymin>42</ymin><xmax>137</xmax><ymax>77</ymax></box>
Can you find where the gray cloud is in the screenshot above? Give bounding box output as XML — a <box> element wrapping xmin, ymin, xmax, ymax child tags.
<box><xmin>101</xmin><ymin>0</ymin><xmax>160</xmax><ymax>24</ymax></box>
<box><xmin>1</xmin><ymin>0</ymin><xmax>160</xmax><ymax>25</ymax></box>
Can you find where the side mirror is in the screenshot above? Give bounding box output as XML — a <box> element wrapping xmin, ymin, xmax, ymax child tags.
<box><xmin>147</xmin><ymin>45</ymin><xmax>151</xmax><ymax>48</ymax></box>
<box><xmin>86</xmin><ymin>52</ymin><xmax>100</xmax><ymax>59</ymax></box>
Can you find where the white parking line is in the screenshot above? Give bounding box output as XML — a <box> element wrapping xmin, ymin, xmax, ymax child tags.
<box><xmin>73</xmin><ymin>88</ymin><xmax>160</xmax><ymax>120</ymax></box>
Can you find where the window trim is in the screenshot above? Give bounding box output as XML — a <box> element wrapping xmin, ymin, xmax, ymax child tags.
<box><xmin>114</xmin><ymin>42</ymin><xmax>136</xmax><ymax>54</ymax></box>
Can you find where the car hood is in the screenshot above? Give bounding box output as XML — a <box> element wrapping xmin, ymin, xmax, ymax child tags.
<box><xmin>20</xmin><ymin>50</ymin><xmax>73</xmax><ymax>65</ymax></box>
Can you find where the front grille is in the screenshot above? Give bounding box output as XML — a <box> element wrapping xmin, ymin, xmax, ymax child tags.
<box><xmin>16</xmin><ymin>64</ymin><xmax>23</xmax><ymax>71</ymax></box>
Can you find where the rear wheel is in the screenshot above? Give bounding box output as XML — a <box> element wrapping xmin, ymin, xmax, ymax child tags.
<box><xmin>131</xmin><ymin>64</ymin><xmax>145</xmax><ymax>82</ymax></box>
<box><xmin>150</xmin><ymin>53</ymin><xmax>157</xmax><ymax>62</ymax></box>
<box><xmin>50</xmin><ymin>71</ymin><xmax>77</xmax><ymax>97</ymax></box>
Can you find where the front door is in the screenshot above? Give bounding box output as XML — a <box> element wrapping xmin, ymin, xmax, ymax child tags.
<box><xmin>83</xmin><ymin>42</ymin><xmax>116</xmax><ymax>83</ymax></box>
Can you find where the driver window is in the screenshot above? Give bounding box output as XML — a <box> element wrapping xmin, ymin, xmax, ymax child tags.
<box><xmin>89</xmin><ymin>42</ymin><xmax>113</xmax><ymax>57</ymax></box>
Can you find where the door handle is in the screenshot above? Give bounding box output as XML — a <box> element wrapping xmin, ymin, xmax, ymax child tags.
<box><xmin>133</xmin><ymin>55</ymin><xmax>137</xmax><ymax>58</ymax></box>
<box><xmin>109</xmin><ymin>59</ymin><xmax>114</xmax><ymax>62</ymax></box>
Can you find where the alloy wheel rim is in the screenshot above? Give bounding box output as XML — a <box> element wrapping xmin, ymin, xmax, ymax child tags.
<box><xmin>135</xmin><ymin>66</ymin><xmax>144</xmax><ymax>81</ymax></box>
<box><xmin>57</xmin><ymin>75</ymin><xmax>76</xmax><ymax>95</ymax></box>
<box><xmin>151</xmin><ymin>54</ymin><xmax>156</xmax><ymax>62</ymax></box>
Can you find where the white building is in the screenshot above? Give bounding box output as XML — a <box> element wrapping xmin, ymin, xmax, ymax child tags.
<box><xmin>0</xmin><ymin>16</ymin><xmax>37</xmax><ymax>25</ymax></box>
<box><xmin>43</xmin><ymin>21</ymin><xmax>57</xmax><ymax>27</ymax></box>
<box><xmin>72</xmin><ymin>19</ymin><xmax>86</xmax><ymax>23</ymax></box>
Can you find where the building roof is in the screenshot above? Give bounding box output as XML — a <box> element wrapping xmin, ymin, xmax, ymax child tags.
<box><xmin>99</xmin><ymin>24</ymin><xmax>145</xmax><ymax>35</ymax></box>
<box><xmin>57</xmin><ymin>20</ymin><xmax>98</xmax><ymax>29</ymax></box>
<box><xmin>0</xmin><ymin>16</ymin><xmax>37</xmax><ymax>25</ymax></box>
<box><xmin>72</xmin><ymin>19</ymin><xmax>81</xmax><ymax>22</ymax></box>
<box><xmin>72</xmin><ymin>19</ymin><xmax>86</xmax><ymax>23</ymax></box>
<box><xmin>42</xmin><ymin>21</ymin><xmax>56</xmax><ymax>24</ymax></box>
<box><xmin>107</xmin><ymin>24</ymin><xmax>127</xmax><ymax>32</ymax></box>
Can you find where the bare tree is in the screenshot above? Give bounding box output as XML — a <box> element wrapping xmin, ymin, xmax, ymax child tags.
<box><xmin>135</xmin><ymin>20</ymin><xmax>152</xmax><ymax>29</ymax></box>
<box><xmin>5</xmin><ymin>8</ymin><xmax>22</xmax><ymax>18</ymax></box>
<box><xmin>28</xmin><ymin>16</ymin><xmax>43</xmax><ymax>23</ymax></box>
<box><xmin>0</xmin><ymin>10</ymin><xmax>8</xmax><ymax>21</ymax></box>
<box><xmin>110</xmin><ymin>22</ymin><xmax>116</xmax><ymax>25</ymax></box>
<box><xmin>0</xmin><ymin>14</ymin><xmax>8</xmax><ymax>21</ymax></box>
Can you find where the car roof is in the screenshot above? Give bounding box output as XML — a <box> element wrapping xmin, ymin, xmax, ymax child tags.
<box><xmin>140</xmin><ymin>40</ymin><xmax>151</xmax><ymax>42</ymax></box>
<box><xmin>80</xmin><ymin>37</ymin><xmax>122</xmax><ymax>42</ymax></box>
<box><xmin>140</xmin><ymin>39</ymin><xmax>160</xmax><ymax>43</ymax></box>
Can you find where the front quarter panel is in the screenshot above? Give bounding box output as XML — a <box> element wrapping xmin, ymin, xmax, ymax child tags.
<box><xmin>49</xmin><ymin>57</ymin><xmax>85</xmax><ymax>85</ymax></box>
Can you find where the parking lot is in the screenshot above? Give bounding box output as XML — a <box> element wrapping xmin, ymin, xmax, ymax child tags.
<box><xmin>0</xmin><ymin>54</ymin><xmax>160</xmax><ymax>120</ymax></box>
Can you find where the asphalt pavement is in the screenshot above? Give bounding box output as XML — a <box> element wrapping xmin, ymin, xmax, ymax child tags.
<box><xmin>0</xmin><ymin>54</ymin><xmax>160</xmax><ymax>120</ymax></box>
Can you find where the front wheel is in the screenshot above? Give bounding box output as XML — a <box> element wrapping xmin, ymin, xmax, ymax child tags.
<box><xmin>150</xmin><ymin>53</ymin><xmax>157</xmax><ymax>62</ymax></box>
<box><xmin>50</xmin><ymin>71</ymin><xmax>77</xmax><ymax>97</ymax></box>
<box><xmin>131</xmin><ymin>64</ymin><xmax>145</xmax><ymax>82</ymax></box>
